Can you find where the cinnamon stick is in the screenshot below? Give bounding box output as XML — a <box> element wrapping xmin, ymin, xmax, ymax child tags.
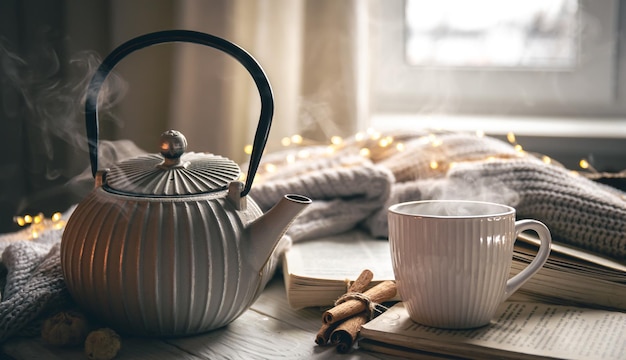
<box><xmin>330</xmin><ymin>312</ymin><xmax>369</xmax><ymax>353</ymax></box>
<box><xmin>315</xmin><ymin>269</ymin><xmax>373</xmax><ymax>345</ymax></box>
<box><xmin>315</xmin><ymin>322</ymin><xmax>338</xmax><ymax>345</ymax></box>
<box><xmin>323</xmin><ymin>280</ymin><xmax>397</xmax><ymax>325</ymax></box>
<box><xmin>346</xmin><ymin>269</ymin><xmax>373</xmax><ymax>293</ymax></box>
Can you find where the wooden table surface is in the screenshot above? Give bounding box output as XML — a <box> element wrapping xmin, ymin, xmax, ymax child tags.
<box><xmin>2</xmin><ymin>274</ymin><xmax>403</xmax><ymax>360</ymax></box>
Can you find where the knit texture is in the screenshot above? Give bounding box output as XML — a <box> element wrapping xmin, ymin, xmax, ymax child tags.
<box><xmin>0</xmin><ymin>228</ymin><xmax>72</xmax><ymax>342</ymax></box>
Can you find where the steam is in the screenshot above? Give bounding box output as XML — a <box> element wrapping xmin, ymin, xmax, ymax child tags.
<box><xmin>397</xmin><ymin>199</ymin><xmax>512</xmax><ymax>218</ymax></box>
<box><xmin>0</xmin><ymin>42</ymin><xmax>128</xmax><ymax>180</ymax></box>
<box><xmin>439</xmin><ymin>167</ymin><xmax>520</xmax><ymax>206</ymax></box>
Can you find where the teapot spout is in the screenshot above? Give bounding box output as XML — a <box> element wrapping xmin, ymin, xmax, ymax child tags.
<box><xmin>247</xmin><ymin>194</ymin><xmax>311</xmax><ymax>272</ymax></box>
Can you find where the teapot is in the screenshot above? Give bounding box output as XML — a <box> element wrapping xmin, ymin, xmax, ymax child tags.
<box><xmin>60</xmin><ymin>30</ymin><xmax>311</xmax><ymax>337</ymax></box>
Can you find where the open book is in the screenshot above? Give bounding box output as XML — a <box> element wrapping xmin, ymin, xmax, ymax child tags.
<box><xmin>281</xmin><ymin>229</ymin><xmax>626</xmax><ymax>310</ymax></box>
<box><xmin>510</xmin><ymin>234</ymin><xmax>626</xmax><ymax>309</ymax></box>
<box><xmin>281</xmin><ymin>230</ymin><xmax>396</xmax><ymax>309</ymax></box>
<box><xmin>359</xmin><ymin>302</ymin><xmax>626</xmax><ymax>360</ymax></box>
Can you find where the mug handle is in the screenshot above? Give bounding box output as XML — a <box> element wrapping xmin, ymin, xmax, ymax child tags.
<box><xmin>504</xmin><ymin>219</ymin><xmax>552</xmax><ymax>299</ymax></box>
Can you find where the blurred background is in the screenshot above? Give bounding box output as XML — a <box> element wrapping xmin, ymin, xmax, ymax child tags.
<box><xmin>1</xmin><ymin>0</ymin><xmax>625</xmax><ymax>233</ymax></box>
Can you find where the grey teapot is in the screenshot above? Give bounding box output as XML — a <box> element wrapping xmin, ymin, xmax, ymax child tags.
<box><xmin>60</xmin><ymin>30</ymin><xmax>311</xmax><ymax>337</ymax></box>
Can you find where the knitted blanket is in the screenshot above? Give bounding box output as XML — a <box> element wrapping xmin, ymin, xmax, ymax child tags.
<box><xmin>250</xmin><ymin>130</ymin><xmax>626</xmax><ymax>260</ymax></box>
<box><xmin>0</xmin><ymin>225</ymin><xmax>71</xmax><ymax>342</ymax></box>
<box><xmin>1</xmin><ymin>131</ymin><xmax>625</xmax><ymax>343</ymax></box>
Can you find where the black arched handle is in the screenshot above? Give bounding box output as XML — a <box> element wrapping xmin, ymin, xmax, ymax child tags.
<box><xmin>85</xmin><ymin>30</ymin><xmax>273</xmax><ymax>197</ymax></box>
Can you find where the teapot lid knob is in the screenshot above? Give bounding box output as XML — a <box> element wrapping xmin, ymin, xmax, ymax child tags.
<box><xmin>160</xmin><ymin>130</ymin><xmax>187</xmax><ymax>158</ymax></box>
<box><xmin>159</xmin><ymin>130</ymin><xmax>188</xmax><ymax>168</ymax></box>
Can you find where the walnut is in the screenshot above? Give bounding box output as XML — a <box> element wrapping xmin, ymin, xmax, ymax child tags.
<box><xmin>84</xmin><ymin>328</ymin><xmax>121</xmax><ymax>360</ymax></box>
<box><xmin>41</xmin><ymin>310</ymin><xmax>89</xmax><ymax>346</ymax></box>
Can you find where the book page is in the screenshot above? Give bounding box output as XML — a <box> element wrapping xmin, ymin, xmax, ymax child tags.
<box><xmin>283</xmin><ymin>230</ymin><xmax>394</xmax><ymax>281</ymax></box>
<box><xmin>282</xmin><ymin>230</ymin><xmax>397</xmax><ymax>308</ymax></box>
<box><xmin>361</xmin><ymin>302</ymin><xmax>626</xmax><ymax>360</ymax></box>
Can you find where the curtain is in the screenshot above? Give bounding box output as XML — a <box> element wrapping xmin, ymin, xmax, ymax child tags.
<box><xmin>168</xmin><ymin>0</ymin><xmax>364</xmax><ymax>164</ymax></box>
<box><xmin>0</xmin><ymin>0</ymin><xmax>364</xmax><ymax>233</ymax></box>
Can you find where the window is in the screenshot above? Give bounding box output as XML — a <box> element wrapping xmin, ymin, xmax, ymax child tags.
<box><xmin>405</xmin><ymin>0</ymin><xmax>579</xmax><ymax>68</ymax></box>
<box><xmin>367</xmin><ymin>0</ymin><xmax>626</xmax><ymax>170</ymax></box>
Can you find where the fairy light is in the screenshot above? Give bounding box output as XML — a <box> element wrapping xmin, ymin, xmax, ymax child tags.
<box><xmin>14</xmin><ymin>216</ymin><xmax>26</xmax><ymax>226</ymax></box>
<box><xmin>579</xmin><ymin>159</ymin><xmax>590</xmax><ymax>169</ymax></box>
<box><xmin>264</xmin><ymin>163</ymin><xmax>277</xmax><ymax>173</ymax></box>
<box><xmin>252</xmin><ymin>128</ymin><xmax>625</xmax><ymax>201</ymax></box>
<box><xmin>427</xmin><ymin>134</ymin><xmax>442</xmax><ymax>147</ymax></box>
<box><xmin>245</xmin><ymin>128</ymin><xmax>626</xmax><ymax>216</ymax></box>
<box><xmin>378</xmin><ymin>136</ymin><xmax>393</xmax><ymax>148</ymax></box>
<box><xmin>365</xmin><ymin>127</ymin><xmax>381</xmax><ymax>141</ymax></box>
<box><xmin>12</xmin><ymin>212</ymin><xmax>66</xmax><ymax>239</ymax></box>
<box><xmin>291</xmin><ymin>134</ymin><xmax>303</xmax><ymax>145</ymax></box>
<box><xmin>507</xmin><ymin>132</ymin><xmax>516</xmax><ymax>144</ymax></box>
<box><xmin>330</xmin><ymin>136</ymin><xmax>343</xmax><ymax>146</ymax></box>
<box><xmin>244</xmin><ymin>144</ymin><xmax>253</xmax><ymax>155</ymax></box>
<box><xmin>52</xmin><ymin>212</ymin><xmax>65</xmax><ymax>230</ymax></box>
<box><xmin>578</xmin><ymin>158</ymin><xmax>599</xmax><ymax>173</ymax></box>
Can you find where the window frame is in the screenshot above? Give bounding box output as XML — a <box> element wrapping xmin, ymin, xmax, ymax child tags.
<box><xmin>365</xmin><ymin>0</ymin><xmax>626</xmax><ymax>171</ymax></box>
<box><xmin>368</xmin><ymin>0</ymin><xmax>623</xmax><ymax>117</ymax></box>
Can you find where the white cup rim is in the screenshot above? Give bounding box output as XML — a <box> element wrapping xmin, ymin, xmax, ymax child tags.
<box><xmin>388</xmin><ymin>199</ymin><xmax>515</xmax><ymax>219</ymax></box>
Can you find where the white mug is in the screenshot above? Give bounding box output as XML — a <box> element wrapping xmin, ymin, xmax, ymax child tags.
<box><xmin>388</xmin><ymin>200</ymin><xmax>551</xmax><ymax>329</ymax></box>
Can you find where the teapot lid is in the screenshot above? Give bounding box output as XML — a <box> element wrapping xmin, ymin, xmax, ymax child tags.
<box><xmin>104</xmin><ymin>130</ymin><xmax>240</xmax><ymax>196</ymax></box>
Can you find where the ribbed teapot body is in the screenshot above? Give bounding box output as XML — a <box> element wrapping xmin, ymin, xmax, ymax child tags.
<box><xmin>60</xmin><ymin>188</ymin><xmax>270</xmax><ymax>337</ymax></box>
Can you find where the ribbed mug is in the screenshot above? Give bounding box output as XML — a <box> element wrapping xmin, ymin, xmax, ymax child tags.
<box><xmin>388</xmin><ymin>200</ymin><xmax>551</xmax><ymax>329</ymax></box>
